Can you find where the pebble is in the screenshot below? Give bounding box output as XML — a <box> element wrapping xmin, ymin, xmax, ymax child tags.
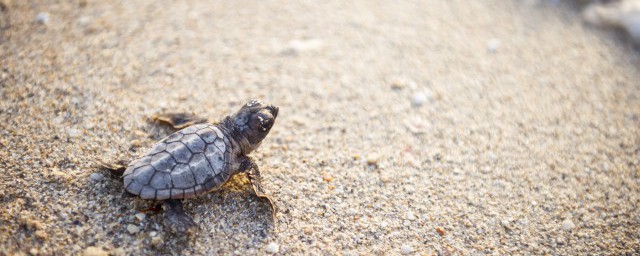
<box><xmin>412</xmin><ymin>93</ymin><xmax>427</xmax><ymax>107</ymax></box>
<box><xmin>265</xmin><ymin>242</ymin><xmax>280</xmax><ymax>254</ymax></box>
<box><xmin>130</xmin><ymin>139</ymin><xmax>142</xmax><ymax>147</ymax></box>
<box><xmin>36</xmin><ymin>12</ymin><xmax>49</xmax><ymax>24</ymax></box>
<box><xmin>322</xmin><ymin>172</ymin><xmax>334</xmax><ymax>182</ymax></box>
<box><xmin>126</xmin><ymin>224</ymin><xmax>140</xmax><ymax>234</ymax></box>
<box><xmin>20</xmin><ymin>216</ymin><xmax>44</xmax><ymax>230</ymax></box>
<box><xmin>303</xmin><ymin>226</ymin><xmax>313</xmax><ymax>235</ymax></box>
<box><xmin>487</xmin><ymin>38</ymin><xmax>501</xmax><ymax>53</ymax></box>
<box><xmin>34</xmin><ymin>230</ymin><xmax>48</xmax><ymax>240</ymax></box>
<box><xmin>67</xmin><ymin>128</ymin><xmax>81</xmax><ymax>138</ymax></box>
<box><xmin>89</xmin><ymin>173</ymin><xmax>104</xmax><ymax>182</ymax></box>
<box><xmin>405</xmin><ymin>211</ymin><xmax>416</xmax><ymax>221</ymax></box>
<box><xmin>401</xmin><ymin>244</ymin><xmax>413</xmax><ymax>255</ymax></box>
<box><xmin>77</xmin><ymin>16</ymin><xmax>91</xmax><ymax>26</ymax></box>
<box><xmin>561</xmin><ymin>219</ymin><xmax>576</xmax><ymax>231</ymax></box>
<box><xmin>151</xmin><ymin>236</ymin><xmax>163</xmax><ymax>246</ymax></box>
<box><xmin>411</xmin><ymin>90</ymin><xmax>433</xmax><ymax>107</ymax></box>
<box><xmin>365</xmin><ymin>154</ymin><xmax>380</xmax><ymax>167</ymax></box>
<box><xmin>82</xmin><ymin>246</ymin><xmax>108</xmax><ymax>256</ymax></box>
<box><xmin>134</xmin><ymin>213</ymin><xmax>145</xmax><ymax>221</ymax></box>
<box><xmin>53</xmin><ymin>116</ymin><xmax>64</xmax><ymax>124</ymax></box>
<box><xmin>390</xmin><ymin>78</ymin><xmax>417</xmax><ymax>90</ymax></box>
<box><xmin>284</xmin><ymin>39</ymin><xmax>324</xmax><ymax>54</ymax></box>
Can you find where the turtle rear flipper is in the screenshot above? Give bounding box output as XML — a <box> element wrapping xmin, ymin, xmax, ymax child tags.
<box><xmin>163</xmin><ymin>199</ymin><xmax>198</xmax><ymax>234</ymax></box>
<box><xmin>152</xmin><ymin>112</ymin><xmax>209</xmax><ymax>130</ymax></box>
<box><xmin>97</xmin><ymin>160</ymin><xmax>127</xmax><ymax>177</ymax></box>
<box><xmin>97</xmin><ymin>160</ymin><xmax>137</xmax><ymax>198</ymax></box>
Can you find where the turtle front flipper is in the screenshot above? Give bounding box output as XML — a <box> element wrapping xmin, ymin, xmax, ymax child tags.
<box><xmin>240</xmin><ymin>157</ymin><xmax>277</xmax><ymax>221</ymax></box>
<box><xmin>163</xmin><ymin>199</ymin><xmax>198</xmax><ymax>234</ymax></box>
<box><xmin>152</xmin><ymin>112</ymin><xmax>209</xmax><ymax>130</ymax></box>
<box><xmin>249</xmin><ymin>174</ymin><xmax>277</xmax><ymax>221</ymax></box>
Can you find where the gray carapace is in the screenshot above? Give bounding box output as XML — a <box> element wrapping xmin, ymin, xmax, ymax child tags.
<box><xmin>102</xmin><ymin>100</ymin><xmax>278</xmax><ymax>233</ymax></box>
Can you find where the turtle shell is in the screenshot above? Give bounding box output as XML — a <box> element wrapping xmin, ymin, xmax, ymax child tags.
<box><xmin>123</xmin><ymin>123</ymin><xmax>232</xmax><ymax>200</ymax></box>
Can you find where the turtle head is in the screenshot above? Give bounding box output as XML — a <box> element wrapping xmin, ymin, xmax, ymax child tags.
<box><xmin>231</xmin><ymin>99</ymin><xmax>279</xmax><ymax>154</ymax></box>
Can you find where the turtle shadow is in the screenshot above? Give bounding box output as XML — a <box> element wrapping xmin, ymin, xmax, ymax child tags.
<box><xmin>106</xmin><ymin>174</ymin><xmax>275</xmax><ymax>255</ymax></box>
<box><xmin>154</xmin><ymin>197</ymin><xmax>274</xmax><ymax>254</ymax></box>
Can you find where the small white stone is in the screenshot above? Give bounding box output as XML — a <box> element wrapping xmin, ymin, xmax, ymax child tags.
<box><xmin>487</xmin><ymin>38</ymin><xmax>501</xmax><ymax>53</ymax></box>
<box><xmin>405</xmin><ymin>211</ymin><xmax>416</xmax><ymax>221</ymax></box>
<box><xmin>77</xmin><ymin>16</ymin><xmax>91</xmax><ymax>26</ymax></box>
<box><xmin>285</xmin><ymin>39</ymin><xmax>324</xmax><ymax>53</ymax></box>
<box><xmin>265</xmin><ymin>242</ymin><xmax>279</xmax><ymax>254</ymax></box>
<box><xmin>89</xmin><ymin>173</ymin><xmax>104</xmax><ymax>182</ymax></box>
<box><xmin>68</xmin><ymin>128</ymin><xmax>81</xmax><ymax>138</ymax></box>
<box><xmin>401</xmin><ymin>244</ymin><xmax>413</xmax><ymax>255</ymax></box>
<box><xmin>53</xmin><ymin>116</ymin><xmax>64</xmax><ymax>124</ymax></box>
<box><xmin>126</xmin><ymin>224</ymin><xmax>140</xmax><ymax>234</ymax></box>
<box><xmin>412</xmin><ymin>93</ymin><xmax>427</xmax><ymax>107</ymax></box>
<box><xmin>36</xmin><ymin>12</ymin><xmax>49</xmax><ymax>24</ymax></box>
<box><xmin>412</xmin><ymin>90</ymin><xmax>433</xmax><ymax>107</ymax></box>
<box><xmin>561</xmin><ymin>219</ymin><xmax>576</xmax><ymax>231</ymax></box>
<box><xmin>135</xmin><ymin>213</ymin><xmax>145</xmax><ymax>221</ymax></box>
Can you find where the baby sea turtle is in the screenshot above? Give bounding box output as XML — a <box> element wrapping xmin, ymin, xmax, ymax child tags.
<box><xmin>102</xmin><ymin>100</ymin><xmax>279</xmax><ymax>233</ymax></box>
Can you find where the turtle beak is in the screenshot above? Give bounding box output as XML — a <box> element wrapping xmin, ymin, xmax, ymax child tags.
<box><xmin>268</xmin><ymin>105</ymin><xmax>279</xmax><ymax>118</ymax></box>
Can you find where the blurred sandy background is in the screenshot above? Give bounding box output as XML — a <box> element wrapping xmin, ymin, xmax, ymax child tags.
<box><xmin>1</xmin><ymin>0</ymin><xmax>639</xmax><ymax>255</ymax></box>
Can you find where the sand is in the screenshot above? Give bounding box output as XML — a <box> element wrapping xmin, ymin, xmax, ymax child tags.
<box><xmin>1</xmin><ymin>0</ymin><xmax>639</xmax><ymax>255</ymax></box>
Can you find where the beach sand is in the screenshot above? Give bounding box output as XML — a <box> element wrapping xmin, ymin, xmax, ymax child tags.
<box><xmin>1</xmin><ymin>0</ymin><xmax>639</xmax><ymax>255</ymax></box>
